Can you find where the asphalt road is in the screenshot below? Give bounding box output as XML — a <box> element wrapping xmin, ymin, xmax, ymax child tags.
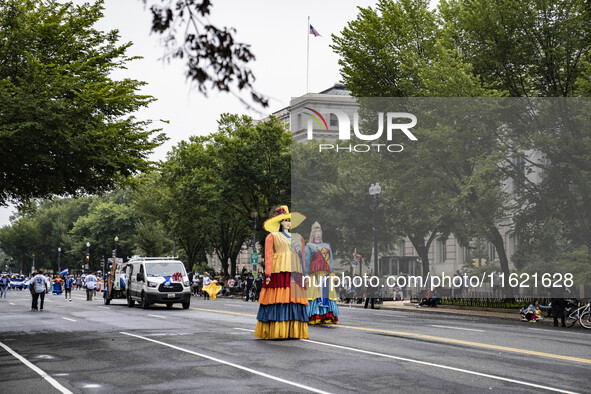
<box><xmin>0</xmin><ymin>290</ymin><xmax>589</xmax><ymax>393</ymax></box>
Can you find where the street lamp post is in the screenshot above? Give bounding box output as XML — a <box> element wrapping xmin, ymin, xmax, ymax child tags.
<box><xmin>86</xmin><ymin>242</ymin><xmax>90</xmax><ymax>272</ymax></box>
<box><xmin>57</xmin><ymin>247</ymin><xmax>61</xmax><ymax>274</ymax></box>
<box><xmin>250</xmin><ymin>211</ymin><xmax>259</xmax><ymax>272</ymax></box>
<box><xmin>251</xmin><ymin>210</ymin><xmax>258</xmax><ymax>253</ymax></box>
<box><xmin>113</xmin><ymin>236</ymin><xmax>119</xmax><ymax>258</ymax></box>
<box><xmin>369</xmin><ymin>183</ymin><xmax>382</xmax><ymax>277</ymax></box>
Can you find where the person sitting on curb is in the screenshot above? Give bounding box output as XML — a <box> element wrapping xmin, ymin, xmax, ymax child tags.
<box><xmin>416</xmin><ymin>288</ymin><xmax>441</xmax><ymax>308</ymax></box>
<box><xmin>416</xmin><ymin>289</ymin><xmax>433</xmax><ymax>307</ymax></box>
<box><xmin>520</xmin><ymin>299</ymin><xmax>550</xmax><ymax>322</ymax></box>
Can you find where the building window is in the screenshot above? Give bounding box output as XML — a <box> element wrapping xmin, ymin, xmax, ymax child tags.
<box><xmin>330</xmin><ymin>113</ymin><xmax>338</xmax><ymax>127</ymax></box>
<box><xmin>489</xmin><ymin>243</ymin><xmax>496</xmax><ymax>262</ymax></box>
<box><xmin>399</xmin><ymin>240</ymin><xmax>405</xmax><ymax>256</ymax></box>
<box><xmin>512</xmin><ymin>155</ymin><xmax>525</xmax><ymax>199</ymax></box>
<box><xmin>440</xmin><ymin>240</ymin><xmax>447</xmax><ymax>263</ymax></box>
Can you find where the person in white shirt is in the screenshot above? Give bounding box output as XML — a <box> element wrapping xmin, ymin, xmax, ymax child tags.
<box><xmin>30</xmin><ymin>271</ymin><xmax>49</xmax><ymax>311</ymax></box>
<box><xmin>192</xmin><ymin>272</ymin><xmax>200</xmax><ymax>296</ymax></box>
<box><xmin>85</xmin><ymin>273</ymin><xmax>97</xmax><ymax>301</ymax></box>
<box><xmin>202</xmin><ymin>272</ymin><xmax>211</xmax><ymax>300</ymax></box>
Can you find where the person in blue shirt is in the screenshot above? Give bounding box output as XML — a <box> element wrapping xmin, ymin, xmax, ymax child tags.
<box><xmin>0</xmin><ymin>274</ymin><xmax>10</xmax><ymax>298</ymax></box>
<box><xmin>64</xmin><ymin>274</ymin><xmax>75</xmax><ymax>302</ymax></box>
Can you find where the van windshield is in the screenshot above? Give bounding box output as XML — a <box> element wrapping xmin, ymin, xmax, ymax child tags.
<box><xmin>145</xmin><ymin>262</ymin><xmax>186</xmax><ymax>277</ymax></box>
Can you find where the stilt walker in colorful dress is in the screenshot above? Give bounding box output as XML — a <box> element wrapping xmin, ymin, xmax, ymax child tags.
<box><xmin>255</xmin><ymin>205</ymin><xmax>309</xmax><ymax>339</ymax></box>
<box><xmin>306</xmin><ymin>222</ymin><xmax>339</xmax><ymax>324</ymax></box>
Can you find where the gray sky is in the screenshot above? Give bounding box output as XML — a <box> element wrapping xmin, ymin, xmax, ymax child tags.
<box><xmin>0</xmin><ymin>0</ymin><xmax>377</xmax><ymax>226</ymax></box>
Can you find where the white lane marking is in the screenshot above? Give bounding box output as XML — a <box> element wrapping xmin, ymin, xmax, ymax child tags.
<box><xmin>301</xmin><ymin>338</ymin><xmax>578</xmax><ymax>394</ymax></box>
<box><xmin>62</xmin><ymin>317</ymin><xmax>76</xmax><ymax>322</ymax></box>
<box><xmin>82</xmin><ymin>384</ymin><xmax>101</xmax><ymax>388</ymax></box>
<box><xmin>147</xmin><ymin>314</ymin><xmax>167</xmax><ymax>319</ymax></box>
<box><xmin>235</xmin><ymin>328</ymin><xmax>255</xmax><ymax>332</ymax></box>
<box><xmin>120</xmin><ymin>331</ymin><xmax>329</xmax><ymax>394</ymax></box>
<box><xmin>54</xmin><ymin>373</ymin><xmax>69</xmax><ymax>377</ymax></box>
<box><xmin>9</xmin><ymin>303</ymin><xmax>15</xmax><ymax>305</ymax></box>
<box><xmin>98</xmin><ymin>306</ymin><xmax>109</xmax><ymax>309</ymax></box>
<box><xmin>0</xmin><ymin>341</ymin><xmax>73</xmax><ymax>394</ymax></box>
<box><xmin>430</xmin><ymin>325</ymin><xmax>485</xmax><ymax>333</ymax></box>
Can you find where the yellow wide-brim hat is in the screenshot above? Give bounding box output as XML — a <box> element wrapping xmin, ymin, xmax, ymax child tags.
<box><xmin>263</xmin><ymin>205</ymin><xmax>306</xmax><ymax>233</ymax></box>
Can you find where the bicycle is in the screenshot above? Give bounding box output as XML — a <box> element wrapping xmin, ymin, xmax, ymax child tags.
<box><xmin>577</xmin><ymin>302</ymin><xmax>591</xmax><ymax>329</ymax></box>
<box><xmin>565</xmin><ymin>299</ymin><xmax>591</xmax><ymax>328</ymax></box>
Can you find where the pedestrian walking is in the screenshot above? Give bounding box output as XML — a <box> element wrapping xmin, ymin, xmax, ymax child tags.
<box><xmin>0</xmin><ymin>274</ymin><xmax>10</xmax><ymax>298</ymax></box>
<box><xmin>30</xmin><ymin>271</ymin><xmax>49</xmax><ymax>311</ymax></box>
<box><xmin>85</xmin><ymin>272</ymin><xmax>97</xmax><ymax>301</ymax></box>
<box><xmin>64</xmin><ymin>274</ymin><xmax>75</xmax><ymax>302</ymax></box>
<box><xmin>492</xmin><ymin>269</ymin><xmax>502</xmax><ymax>298</ymax></box>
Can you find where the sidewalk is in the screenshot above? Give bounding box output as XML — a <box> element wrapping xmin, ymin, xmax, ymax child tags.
<box><xmin>337</xmin><ymin>300</ymin><xmax>557</xmax><ymax>325</ymax></box>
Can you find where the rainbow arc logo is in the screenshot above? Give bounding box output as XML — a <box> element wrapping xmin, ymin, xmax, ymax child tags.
<box><xmin>303</xmin><ymin>107</ymin><xmax>327</xmax><ymax>130</ymax></box>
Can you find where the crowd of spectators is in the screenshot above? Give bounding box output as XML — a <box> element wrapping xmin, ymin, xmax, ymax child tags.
<box><xmin>187</xmin><ymin>268</ymin><xmax>263</xmax><ymax>301</ymax></box>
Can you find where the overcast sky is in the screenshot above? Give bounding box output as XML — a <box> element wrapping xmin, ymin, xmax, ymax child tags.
<box><xmin>0</xmin><ymin>0</ymin><xmax>377</xmax><ymax>226</ymax></box>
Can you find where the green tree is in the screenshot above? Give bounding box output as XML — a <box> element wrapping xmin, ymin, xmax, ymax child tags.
<box><xmin>210</xmin><ymin>115</ymin><xmax>291</xmax><ymax>275</ymax></box>
<box><xmin>0</xmin><ymin>218</ymin><xmax>36</xmax><ymax>274</ymax></box>
<box><xmin>158</xmin><ymin>115</ymin><xmax>291</xmax><ymax>276</ymax></box>
<box><xmin>0</xmin><ymin>0</ymin><xmax>166</xmax><ymax>205</ymax></box>
<box><xmin>68</xmin><ymin>193</ymin><xmax>138</xmax><ymax>271</ymax></box>
<box><xmin>441</xmin><ymin>0</ymin><xmax>591</xmax><ymax>97</ymax></box>
<box><xmin>0</xmin><ymin>197</ymin><xmax>93</xmax><ymax>274</ymax></box>
<box><xmin>159</xmin><ymin>137</ymin><xmax>216</xmax><ymax>270</ymax></box>
<box><xmin>332</xmin><ymin>0</ymin><xmax>509</xmax><ymax>278</ymax></box>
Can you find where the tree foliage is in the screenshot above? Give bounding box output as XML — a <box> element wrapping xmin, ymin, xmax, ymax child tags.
<box><xmin>331</xmin><ymin>0</ymin><xmax>591</xmax><ymax>284</ymax></box>
<box><xmin>143</xmin><ymin>0</ymin><xmax>268</xmax><ymax>108</ymax></box>
<box><xmin>0</xmin><ymin>0</ymin><xmax>166</xmax><ymax>205</ymax></box>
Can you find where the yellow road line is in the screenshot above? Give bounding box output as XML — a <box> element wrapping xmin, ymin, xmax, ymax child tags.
<box><xmin>337</xmin><ymin>324</ymin><xmax>591</xmax><ymax>365</ymax></box>
<box><xmin>184</xmin><ymin>305</ymin><xmax>591</xmax><ymax>365</ymax></box>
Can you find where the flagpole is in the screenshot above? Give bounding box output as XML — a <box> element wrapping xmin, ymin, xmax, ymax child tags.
<box><xmin>306</xmin><ymin>16</ymin><xmax>310</xmax><ymax>93</ymax></box>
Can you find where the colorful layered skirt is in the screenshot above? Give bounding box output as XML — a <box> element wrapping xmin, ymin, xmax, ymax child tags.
<box><xmin>255</xmin><ymin>272</ymin><xmax>309</xmax><ymax>339</ymax></box>
<box><xmin>306</xmin><ymin>265</ymin><xmax>339</xmax><ymax>325</ymax></box>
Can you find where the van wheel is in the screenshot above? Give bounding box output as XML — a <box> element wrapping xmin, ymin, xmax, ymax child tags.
<box><xmin>182</xmin><ymin>301</ymin><xmax>190</xmax><ymax>309</ymax></box>
<box><xmin>127</xmin><ymin>294</ymin><xmax>135</xmax><ymax>308</ymax></box>
<box><xmin>141</xmin><ymin>293</ymin><xmax>150</xmax><ymax>309</ymax></box>
<box><xmin>166</xmin><ymin>302</ymin><xmax>173</xmax><ymax>309</ymax></box>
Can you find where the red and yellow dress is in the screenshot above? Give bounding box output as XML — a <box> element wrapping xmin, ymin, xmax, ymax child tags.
<box><xmin>255</xmin><ymin>231</ymin><xmax>308</xmax><ymax>339</ymax></box>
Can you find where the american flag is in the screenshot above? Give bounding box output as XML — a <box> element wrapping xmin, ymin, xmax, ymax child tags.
<box><xmin>309</xmin><ymin>24</ymin><xmax>321</xmax><ymax>37</ymax></box>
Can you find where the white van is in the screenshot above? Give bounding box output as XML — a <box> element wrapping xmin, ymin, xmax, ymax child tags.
<box><xmin>125</xmin><ymin>256</ymin><xmax>191</xmax><ymax>309</ymax></box>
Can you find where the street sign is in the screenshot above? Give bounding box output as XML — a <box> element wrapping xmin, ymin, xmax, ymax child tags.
<box><xmin>352</xmin><ymin>259</ymin><xmax>358</xmax><ymax>266</ymax></box>
<box><xmin>250</xmin><ymin>253</ymin><xmax>259</xmax><ymax>265</ymax></box>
